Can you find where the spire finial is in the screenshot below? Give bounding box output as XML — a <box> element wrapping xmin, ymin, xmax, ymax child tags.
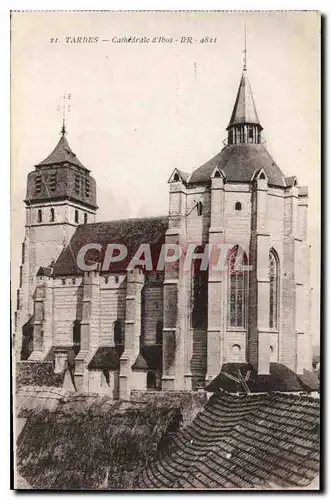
<box><xmin>61</xmin><ymin>118</ymin><xmax>66</xmax><ymax>136</ymax></box>
<box><xmin>61</xmin><ymin>92</ymin><xmax>66</xmax><ymax>135</ymax></box>
<box><xmin>59</xmin><ymin>92</ymin><xmax>71</xmax><ymax>135</ymax></box>
<box><xmin>243</xmin><ymin>22</ymin><xmax>247</xmax><ymax>71</ymax></box>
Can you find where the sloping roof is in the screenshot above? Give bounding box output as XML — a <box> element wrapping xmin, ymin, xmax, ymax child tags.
<box><xmin>284</xmin><ymin>175</ymin><xmax>297</xmax><ymax>187</ymax></box>
<box><xmin>205</xmin><ymin>363</ymin><xmax>319</xmax><ymax>393</ymax></box>
<box><xmin>36</xmin><ymin>266</ymin><xmax>53</xmax><ymax>277</ymax></box>
<box><xmin>137</xmin><ymin>391</ymin><xmax>320</xmax><ymax>490</ymax></box>
<box><xmin>188</xmin><ymin>143</ymin><xmax>285</xmax><ymax>186</ymax></box>
<box><xmin>177</xmin><ymin>170</ymin><xmax>190</xmax><ymax>183</ymax></box>
<box><xmin>53</xmin><ymin>216</ymin><xmax>169</xmax><ymax>276</ymax></box>
<box><xmin>87</xmin><ymin>347</ymin><xmax>120</xmax><ymax>371</ymax></box>
<box><xmin>16</xmin><ymin>395</ymin><xmax>182</xmax><ymax>490</ymax></box>
<box><xmin>132</xmin><ymin>345</ymin><xmax>163</xmax><ymax>371</ymax></box>
<box><xmin>142</xmin><ymin>345</ymin><xmax>163</xmax><ymax>370</ymax></box>
<box><xmin>132</xmin><ymin>353</ymin><xmax>149</xmax><ymax>371</ymax></box>
<box><xmin>227</xmin><ymin>71</ymin><xmax>261</xmax><ymax>129</ymax></box>
<box><xmin>36</xmin><ymin>134</ymin><xmax>87</xmax><ymax>170</ymax></box>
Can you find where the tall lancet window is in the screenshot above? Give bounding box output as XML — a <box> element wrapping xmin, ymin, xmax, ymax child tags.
<box><xmin>191</xmin><ymin>246</ymin><xmax>208</xmax><ymax>328</ymax></box>
<box><xmin>228</xmin><ymin>245</ymin><xmax>248</xmax><ymax>328</ymax></box>
<box><xmin>269</xmin><ymin>250</ymin><xmax>279</xmax><ymax>329</ymax></box>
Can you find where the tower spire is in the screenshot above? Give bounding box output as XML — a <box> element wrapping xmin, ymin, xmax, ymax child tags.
<box><xmin>226</xmin><ymin>32</ymin><xmax>263</xmax><ymax>145</ymax></box>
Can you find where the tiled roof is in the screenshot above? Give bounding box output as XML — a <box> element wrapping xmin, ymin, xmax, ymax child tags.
<box><xmin>177</xmin><ymin>170</ymin><xmax>190</xmax><ymax>183</ymax></box>
<box><xmin>284</xmin><ymin>175</ymin><xmax>297</xmax><ymax>187</ymax></box>
<box><xmin>189</xmin><ymin>143</ymin><xmax>285</xmax><ymax>186</ymax></box>
<box><xmin>53</xmin><ymin>216</ymin><xmax>169</xmax><ymax>276</ymax></box>
<box><xmin>87</xmin><ymin>347</ymin><xmax>120</xmax><ymax>371</ymax></box>
<box><xmin>132</xmin><ymin>353</ymin><xmax>149</xmax><ymax>371</ymax></box>
<box><xmin>227</xmin><ymin>71</ymin><xmax>261</xmax><ymax>128</ymax></box>
<box><xmin>137</xmin><ymin>391</ymin><xmax>320</xmax><ymax>490</ymax></box>
<box><xmin>205</xmin><ymin>363</ymin><xmax>319</xmax><ymax>393</ymax></box>
<box><xmin>141</xmin><ymin>345</ymin><xmax>162</xmax><ymax>370</ymax></box>
<box><xmin>17</xmin><ymin>395</ymin><xmax>182</xmax><ymax>490</ymax></box>
<box><xmin>36</xmin><ymin>134</ymin><xmax>87</xmax><ymax>170</ymax></box>
<box><xmin>132</xmin><ymin>346</ymin><xmax>163</xmax><ymax>371</ymax></box>
<box><xmin>36</xmin><ymin>266</ymin><xmax>53</xmax><ymax>277</ymax></box>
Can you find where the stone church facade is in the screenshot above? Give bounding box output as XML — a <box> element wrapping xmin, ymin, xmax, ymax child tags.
<box><xmin>14</xmin><ymin>65</ymin><xmax>313</xmax><ymax>398</ymax></box>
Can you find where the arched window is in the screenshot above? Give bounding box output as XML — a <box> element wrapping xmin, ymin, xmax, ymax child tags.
<box><xmin>37</xmin><ymin>209</ymin><xmax>42</xmax><ymax>223</ymax></box>
<box><xmin>50</xmin><ymin>208</ymin><xmax>55</xmax><ymax>222</ymax></box>
<box><xmin>73</xmin><ymin>320</ymin><xmax>81</xmax><ymax>355</ymax></box>
<box><xmin>75</xmin><ymin>209</ymin><xmax>79</xmax><ymax>223</ymax></box>
<box><xmin>214</xmin><ymin>170</ymin><xmax>221</xmax><ymax>178</ymax></box>
<box><xmin>269</xmin><ymin>250</ymin><xmax>279</xmax><ymax>329</ymax></box>
<box><xmin>228</xmin><ymin>246</ymin><xmax>248</xmax><ymax>328</ymax></box>
<box><xmin>147</xmin><ymin>370</ymin><xmax>157</xmax><ymax>389</ymax></box>
<box><xmin>84</xmin><ymin>213</ymin><xmax>88</xmax><ymax>224</ymax></box>
<box><xmin>197</xmin><ymin>201</ymin><xmax>203</xmax><ymax>216</ymax></box>
<box><xmin>173</xmin><ymin>173</ymin><xmax>180</xmax><ymax>182</ymax></box>
<box><xmin>259</xmin><ymin>172</ymin><xmax>266</xmax><ymax>180</ymax></box>
<box><xmin>156</xmin><ymin>320</ymin><xmax>163</xmax><ymax>345</ymax></box>
<box><xmin>235</xmin><ymin>202</ymin><xmax>242</xmax><ymax>211</ymax></box>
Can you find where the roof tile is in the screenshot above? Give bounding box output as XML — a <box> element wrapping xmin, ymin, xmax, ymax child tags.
<box><xmin>36</xmin><ymin>134</ymin><xmax>87</xmax><ymax>169</ymax></box>
<box><xmin>53</xmin><ymin>216</ymin><xmax>168</xmax><ymax>276</ymax></box>
<box><xmin>137</xmin><ymin>391</ymin><xmax>320</xmax><ymax>490</ymax></box>
<box><xmin>189</xmin><ymin>144</ymin><xmax>285</xmax><ymax>186</ymax></box>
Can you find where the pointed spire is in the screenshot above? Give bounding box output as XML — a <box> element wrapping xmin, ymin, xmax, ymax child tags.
<box><xmin>227</xmin><ymin>71</ymin><xmax>261</xmax><ymax>129</ymax></box>
<box><xmin>36</xmin><ymin>132</ymin><xmax>87</xmax><ymax>169</ymax></box>
<box><xmin>226</xmin><ymin>23</ymin><xmax>263</xmax><ymax>139</ymax></box>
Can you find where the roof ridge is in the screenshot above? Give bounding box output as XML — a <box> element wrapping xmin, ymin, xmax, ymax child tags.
<box><xmin>77</xmin><ymin>215</ymin><xmax>169</xmax><ymax>227</ymax></box>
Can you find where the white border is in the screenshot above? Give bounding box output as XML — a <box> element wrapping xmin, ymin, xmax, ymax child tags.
<box><xmin>2</xmin><ymin>2</ymin><xmax>327</xmax><ymax>497</ymax></box>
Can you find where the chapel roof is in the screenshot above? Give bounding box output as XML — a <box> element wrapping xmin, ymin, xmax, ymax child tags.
<box><xmin>53</xmin><ymin>215</ymin><xmax>169</xmax><ymax>276</ymax></box>
<box><xmin>88</xmin><ymin>347</ymin><xmax>121</xmax><ymax>371</ymax></box>
<box><xmin>188</xmin><ymin>143</ymin><xmax>285</xmax><ymax>186</ymax></box>
<box><xmin>132</xmin><ymin>345</ymin><xmax>163</xmax><ymax>371</ymax></box>
<box><xmin>205</xmin><ymin>362</ymin><xmax>319</xmax><ymax>393</ymax></box>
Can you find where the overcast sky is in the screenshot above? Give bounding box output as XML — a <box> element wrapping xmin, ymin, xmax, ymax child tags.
<box><xmin>11</xmin><ymin>11</ymin><xmax>320</xmax><ymax>342</ymax></box>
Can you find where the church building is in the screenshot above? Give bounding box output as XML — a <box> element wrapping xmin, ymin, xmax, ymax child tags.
<box><xmin>14</xmin><ymin>61</ymin><xmax>314</xmax><ymax>398</ymax></box>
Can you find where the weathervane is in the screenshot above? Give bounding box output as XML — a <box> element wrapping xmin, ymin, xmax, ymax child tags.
<box><xmin>57</xmin><ymin>92</ymin><xmax>71</xmax><ymax>135</ymax></box>
<box><xmin>243</xmin><ymin>22</ymin><xmax>247</xmax><ymax>71</ymax></box>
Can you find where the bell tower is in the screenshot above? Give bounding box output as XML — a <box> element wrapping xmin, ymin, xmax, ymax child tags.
<box><xmin>15</xmin><ymin>123</ymin><xmax>98</xmax><ymax>359</ymax></box>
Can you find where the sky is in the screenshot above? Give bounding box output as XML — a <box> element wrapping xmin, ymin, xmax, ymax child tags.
<box><xmin>11</xmin><ymin>11</ymin><xmax>320</xmax><ymax>342</ymax></box>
